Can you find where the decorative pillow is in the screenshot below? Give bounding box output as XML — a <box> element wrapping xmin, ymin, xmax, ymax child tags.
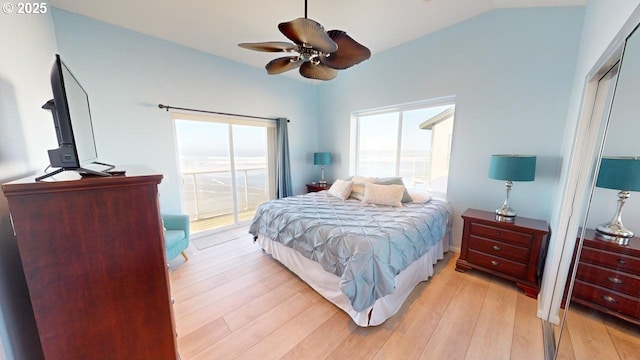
<box><xmin>349</xmin><ymin>176</ymin><xmax>376</xmax><ymax>200</ymax></box>
<box><xmin>328</xmin><ymin>179</ymin><xmax>353</xmax><ymax>200</ymax></box>
<box><xmin>375</xmin><ymin>177</ymin><xmax>413</xmax><ymax>203</ymax></box>
<box><xmin>362</xmin><ymin>183</ymin><xmax>405</xmax><ymax>207</ymax></box>
<box><xmin>408</xmin><ymin>189</ymin><xmax>433</xmax><ymax>204</ymax></box>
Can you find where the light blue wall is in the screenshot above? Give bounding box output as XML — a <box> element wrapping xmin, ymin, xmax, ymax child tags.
<box><xmin>51</xmin><ymin>9</ymin><xmax>319</xmax><ymax>213</ymax></box>
<box><xmin>316</xmin><ymin>7</ymin><xmax>585</xmax><ymax>248</ymax></box>
<box><xmin>0</xmin><ymin>7</ymin><xmax>57</xmax><ymax>360</ymax></box>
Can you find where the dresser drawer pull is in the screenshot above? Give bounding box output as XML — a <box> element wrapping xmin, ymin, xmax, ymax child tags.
<box><xmin>490</xmin><ymin>260</ymin><xmax>499</xmax><ymax>266</ymax></box>
<box><xmin>602</xmin><ymin>295</ymin><xmax>617</xmax><ymax>304</ymax></box>
<box><xmin>607</xmin><ymin>276</ymin><xmax>623</xmax><ymax>284</ymax></box>
<box><xmin>495</xmin><ymin>231</ymin><xmax>501</xmax><ymax>236</ymax></box>
<box><xmin>617</xmin><ymin>258</ymin><xmax>627</xmax><ymax>265</ymax></box>
<box><xmin>492</xmin><ymin>245</ymin><xmax>502</xmax><ymax>251</ymax></box>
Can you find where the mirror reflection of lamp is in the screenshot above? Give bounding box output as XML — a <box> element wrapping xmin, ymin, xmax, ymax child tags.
<box><xmin>594</xmin><ymin>156</ymin><xmax>640</xmax><ymax>245</ymax></box>
<box><xmin>488</xmin><ymin>154</ymin><xmax>536</xmax><ymax>221</ymax></box>
<box><xmin>313</xmin><ymin>152</ymin><xmax>332</xmax><ymax>184</ymax></box>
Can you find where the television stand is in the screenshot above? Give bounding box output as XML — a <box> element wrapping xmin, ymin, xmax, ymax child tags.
<box><xmin>35</xmin><ymin>166</ymin><xmax>112</xmax><ymax>182</ymax></box>
<box><xmin>92</xmin><ymin>161</ymin><xmax>115</xmax><ymax>172</ymax></box>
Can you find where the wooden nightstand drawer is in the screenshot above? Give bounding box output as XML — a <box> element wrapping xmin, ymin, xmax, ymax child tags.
<box><xmin>573</xmin><ymin>280</ymin><xmax>640</xmax><ymax>321</ymax></box>
<box><xmin>568</xmin><ymin>230</ymin><xmax>640</xmax><ymax>325</ymax></box>
<box><xmin>580</xmin><ymin>247</ymin><xmax>640</xmax><ymax>276</ymax></box>
<box><xmin>467</xmin><ymin>235</ymin><xmax>530</xmax><ymax>263</ymax></box>
<box><xmin>469</xmin><ymin>223</ymin><xmax>532</xmax><ymax>247</ymax></box>
<box><xmin>576</xmin><ymin>262</ymin><xmax>640</xmax><ymax>298</ymax></box>
<box><xmin>456</xmin><ymin>208</ymin><xmax>550</xmax><ymax>298</ymax></box>
<box><xmin>306</xmin><ymin>183</ymin><xmax>331</xmax><ymax>193</ymax></box>
<box><xmin>467</xmin><ymin>249</ymin><xmax>527</xmax><ymax>279</ymax></box>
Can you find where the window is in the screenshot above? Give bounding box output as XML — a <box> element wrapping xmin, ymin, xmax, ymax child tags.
<box><xmin>172</xmin><ymin>113</ymin><xmax>276</xmax><ymax>234</ymax></box>
<box><xmin>351</xmin><ymin>100</ymin><xmax>455</xmax><ymax>196</ymax></box>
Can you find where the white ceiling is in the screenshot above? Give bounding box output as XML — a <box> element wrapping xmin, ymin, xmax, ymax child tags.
<box><xmin>50</xmin><ymin>0</ymin><xmax>585</xmax><ymax>73</ymax></box>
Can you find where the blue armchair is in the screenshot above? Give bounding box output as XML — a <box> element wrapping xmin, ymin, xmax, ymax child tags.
<box><xmin>162</xmin><ymin>214</ymin><xmax>190</xmax><ymax>261</ymax></box>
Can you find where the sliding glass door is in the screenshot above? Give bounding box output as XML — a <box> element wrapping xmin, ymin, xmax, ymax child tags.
<box><xmin>173</xmin><ymin>113</ymin><xmax>275</xmax><ymax>234</ymax></box>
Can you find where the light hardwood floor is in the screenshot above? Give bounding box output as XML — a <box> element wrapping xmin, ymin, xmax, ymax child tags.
<box><xmin>169</xmin><ymin>227</ymin><xmax>548</xmax><ymax>360</ymax></box>
<box><xmin>554</xmin><ymin>302</ymin><xmax>640</xmax><ymax>360</ymax></box>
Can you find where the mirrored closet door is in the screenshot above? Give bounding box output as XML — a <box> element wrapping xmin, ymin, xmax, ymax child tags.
<box><xmin>555</xmin><ymin>24</ymin><xmax>640</xmax><ymax>360</ymax></box>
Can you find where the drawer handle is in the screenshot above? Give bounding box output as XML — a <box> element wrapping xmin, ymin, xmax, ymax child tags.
<box><xmin>490</xmin><ymin>260</ymin><xmax>499</xmax><ymax>266</ymax></box>
<box><xmin>617</xmin><ymin>258</ymin><xmax>627</xmax><ymax>265</ymax></box>
<box><xmin>495</xmin><ymin>231</ymin><xmax>501</xmax><ymax>236</ymax></box>
<box><xmin>607</xmin><ymin>277</ymin><xmax>623</xmax><ymax>284</ymax></box>
<box><xmin>492</xmin><ymin>245</ymin><xmax>502</xmax><ymax>251</ymax></box>
<box><xmin>602</xmin><ymin>295</ymin><xmax>617</xmax><ymax>304</ymax></box>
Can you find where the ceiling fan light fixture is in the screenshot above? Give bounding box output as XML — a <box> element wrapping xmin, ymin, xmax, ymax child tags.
<box><xmin>238</xmin><ymin>0</ymin><xmax>370</xmax><ymax>81</ymax></box>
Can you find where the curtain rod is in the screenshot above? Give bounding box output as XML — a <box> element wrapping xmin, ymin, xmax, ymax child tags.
<box><xmin>158</xmin><ymin>104</ymin><xmax>289</xmax><ymax>122</ymax></box>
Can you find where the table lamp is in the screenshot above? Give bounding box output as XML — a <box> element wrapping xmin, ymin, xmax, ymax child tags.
<box><xmin>488</xmin><ymin>154</ymin><xmax>536</xmax><ymax>221</ymax></box>
<box><xmin>314</xmin><ymin>152</ymin><xmax>332</xmax><ymax>184</ymax></box>
<box><xmin>594</xmin><ymin>156</ymin><xmax>640</xmax><ymax>245</ymax></box>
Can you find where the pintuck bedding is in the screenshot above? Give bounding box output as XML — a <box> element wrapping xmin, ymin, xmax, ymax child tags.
<box><xmin>248</xmin><ymin>190</ymin><xmax>451</xmax><ymax>326</ymax></box>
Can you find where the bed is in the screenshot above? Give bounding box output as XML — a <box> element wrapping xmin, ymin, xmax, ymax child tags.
<box><xmin>248</xmin><ymin>190</ymin><xmax>451</xmax><ymax>326</ymax></box>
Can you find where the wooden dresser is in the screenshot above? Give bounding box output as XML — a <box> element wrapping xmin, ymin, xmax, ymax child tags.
<box><xmin>2</xmin><ymin>167</ymin><xmax>178</xmax><ymax>359</ymax></box>
<box><xmin>569</xmin><ymin>229</ymin><xmax>640</xmax><ymax>325</ymax></box>
<box><xmin>456</xmin><ymin>208</ymin><xmax>550</xmax><ymax>297</ymax></box>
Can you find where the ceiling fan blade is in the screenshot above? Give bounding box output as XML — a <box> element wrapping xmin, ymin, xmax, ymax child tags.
<box><xmin>278</xmin><ymin>18</ymin><xmax>338</xmax><ymax>53</ymax></box>
<box><xmin>238</xmin><ymin>42</ymin><xmax>298</xmax><ymax>52</ymax></box>
<box><xmin>266</xmin><ymin>57</ymin><xmax>303</xmax><ymax>75</ymax></box>
<box><xmin>299</xmin><ymin>62</ymin><xmax>338</xmax><ymax>81</ymax></box>
<box><xmin>322</xmin><ymin>30</ymin><xmax>372</xmax><ymax>69</ymax></box>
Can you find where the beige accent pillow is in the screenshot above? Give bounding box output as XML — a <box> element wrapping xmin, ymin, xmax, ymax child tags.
<box><xmin>328</xmin><ymin>180</ymin><xmax>353</xmax><ymax>200</ymax></box>
<box><xmin>362</xmin><ymin>183</ymin><xmax>405</xmax><ymax>207</ymax></box>
<box><xmin>349</xmin><ymin>176</ymin><xmax>376</xmax><ymax>200</ymax></box>
<box><xmin>408</xmin><ymin>189</ymin><xmax>433</xmax><ymax>204</ymax></box>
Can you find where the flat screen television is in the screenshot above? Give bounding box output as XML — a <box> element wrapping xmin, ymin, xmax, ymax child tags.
<box><xmin>36</xmin><ymin>54</ymin><xmax>114</xmax><ymax>181</ymax></box>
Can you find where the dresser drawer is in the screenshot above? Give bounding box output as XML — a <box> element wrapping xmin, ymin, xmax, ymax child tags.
<box><xmin>467</xmin><ymin>249</ymin><xmax>527</xmax><ymax>279</ymax></box>
<box><xmin>573</xmin><ymin>280</ymin><xmax>640</xmax><ymax>320</ymax></box>
<box><xmin>468</xmin><ymin>235</ymin><xmax>530</xmax><ymax>263</ymax></box>
<box><xmin>576</xmin><ymin>262</ymin><xmax>640</xmax><ymax>298</ymax></box>
<box><xmin>469</xmin><ymin>223</ymin><xmax>532</xmax><ymax>247</ymax></box>
<box><xmin>580</xmin><ymin>247</ymin><xmax>640</xmax><ymax>275</ymax></box>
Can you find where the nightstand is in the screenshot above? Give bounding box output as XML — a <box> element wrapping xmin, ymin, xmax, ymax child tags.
<box><xmin>569</xmin><ymin>229</ymin><xmax>640</xmax><ymax>325</ymax></box>
<box><xmin>306</xmin><ymin>183</ymin><xmax>331</xmax><ymax>193</ymax></box>
<box><xmin>456</xmin><ymin>208</ymin><xmax>550</xmax><ymax>298</ymax></box>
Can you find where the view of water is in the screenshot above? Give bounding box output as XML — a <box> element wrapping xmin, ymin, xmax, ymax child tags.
<box><xmin>179</xmin><ymin>155</ymin><xmax>268</xmax><ymax>220</ymax></box>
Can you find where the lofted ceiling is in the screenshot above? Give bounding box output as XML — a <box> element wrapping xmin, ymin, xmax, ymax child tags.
<box><xmin>49</xmin><ymin>0</ymin><xmax>585</xmax><ymax>76</ymax></box>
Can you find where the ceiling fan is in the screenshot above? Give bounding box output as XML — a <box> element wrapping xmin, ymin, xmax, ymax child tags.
<box><xmin>238</xmin><ymin>0</ymin><xmax>371</xmax><ymax>81</ymax></box>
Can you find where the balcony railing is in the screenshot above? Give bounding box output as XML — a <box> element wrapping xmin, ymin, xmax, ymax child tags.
<box><xmin>180</xmin><ymin>167</ymin><xmax>268</xmax><ymax>223</ymax></box>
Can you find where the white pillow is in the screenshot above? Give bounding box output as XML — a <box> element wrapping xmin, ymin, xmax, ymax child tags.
<box><xmin>328</xmin><ymin>180</ymin><xmax>353</xmax><ymax>200</ymax></box>
<box><xmin>408</xmin><ymin>189</ymin><xmax>433</xmax><ymax>204</ymax></box>
<box><xmin>362</xmin><ymin>183</ymin><xmax>405</xmax><ymax>207</ymax></box>
<box><xmin>349</xmin><ymin>176</ymin><xmax>376</xmax><ymax>200</ymax></box>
